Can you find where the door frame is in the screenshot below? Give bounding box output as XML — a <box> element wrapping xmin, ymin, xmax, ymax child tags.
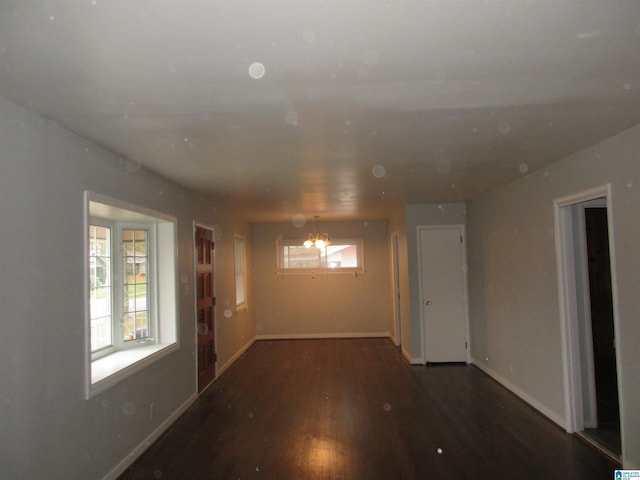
<box><xmin>390</xmin><ymin>231</ymin><xmax>402</xmax><ymax>347</ymax></box>
<box><xmin>416</xmin><ymin>224</ymin><xmax>471</xmax><ymax>364</ymax></box>
<box><xmin>553</xmin><ymin>184</ymin><xmax>624</xmax><ymax>453</ymax></box>
<box><xmin>193</xmin><ymin>222</ymin><xmax>218</xmax><ymax>393</ymax></box>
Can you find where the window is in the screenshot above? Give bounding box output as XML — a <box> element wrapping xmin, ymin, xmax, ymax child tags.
<box><xmin>277</xmin><ymin>238</ymin><xmax>364</xmax><ymax>273</ymax></box>
<box><xmin>90</xmin><ymin>224</ymin><xmax>154</xmax><ymax>359</ymax></box>
<box><xmin>85</xmin><ymin>192</ymin><xmax>178</xmax><ymax>398</ymax></box>
<box><xmin>89</xmin><ymin>223</ymin><xmax>112</xmax><ymax>351</ymax></box>
<box><xmin>121</xmin><ymin>228</ymin><xmax>151</xmax><ymax>342</ymax></box>
<box><xmin>234</xmin><ymin>235</ymin><xmax>247</xmax><ymax>311</ymax></box>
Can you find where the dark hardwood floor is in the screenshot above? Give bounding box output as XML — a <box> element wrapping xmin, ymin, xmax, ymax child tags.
<box><xmin>119</xmin><ymin>338</ymin><xmax>617</xmax><ymax>479</ymax></box>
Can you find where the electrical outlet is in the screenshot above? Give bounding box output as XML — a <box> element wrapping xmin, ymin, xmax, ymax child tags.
<box><xmin>149</xmin><ymin>403</ymin><xmax>155</xmax><ymax>421</ymax></box>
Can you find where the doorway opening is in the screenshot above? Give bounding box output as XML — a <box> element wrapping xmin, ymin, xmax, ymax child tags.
<box><xmin>554</xmin><ymin>185</ymin><xmax>622</xmax><ymax>462</ymax></box>
<box><xmin>194</xmin><ymin>224</ymin><xmax>217</xmax><ymax>393</ymax></box>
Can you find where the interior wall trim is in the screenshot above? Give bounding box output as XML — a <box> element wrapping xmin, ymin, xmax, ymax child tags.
<box><xmin>471</xmin><ymin>359</ymin><xmax>566</xmax><ymax>429</ymax></box>
<box><xmin>101</xmin><ymin>392</ymin><xmax>198</xmax><ymax>480</ymax></box>
<box><xmin>255</xmin><ymin>332</ymin><xmax>390</xmax><ymax>341</ymax></box>
<box><xmin>216</xmin><ymin>336</ymin><xmax>257</xmax><ymax>379</ymax></box>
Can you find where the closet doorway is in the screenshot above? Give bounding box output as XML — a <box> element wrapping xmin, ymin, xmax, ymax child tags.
<box><xmin>554</xmin><ymin>185</ymin><xmax>621</xmax><ymax>461</ymax></box>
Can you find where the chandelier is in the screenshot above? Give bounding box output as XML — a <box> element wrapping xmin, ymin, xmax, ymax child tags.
<box><xmin>303</xmin><ymin>216</ymin><xmax>331</xmax><ymax>249</ymax></box>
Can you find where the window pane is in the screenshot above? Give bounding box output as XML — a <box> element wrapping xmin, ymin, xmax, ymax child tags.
<box><xmin>135</xmin><ymin>230</ymin><xmax>147</xmax><ymax>255</ymax></box>
<box><xmin>235</xmin><ymin>237</ymin><xmax>246</xmax><ymax>308</ymax></box>
<box><xmin>134</xmin><ymin>311</ymin><xmax>149</xmax><ymax>339</ymax></box>
<box><xmin>124</xmin><ymin>261</ymin><xmax>135</xmax><ymax>281</ymax></box>
<box><xmin>122</xmin><ymin>229</ymin><xmax>150</xmax><ymax>342</ymax></box>
<box><xmin>95</xmin><ymin>226</ymin><xmax>110</xmax><ymax>256</ymax></box>
<box><xmin>278</xmin><ymin>239</ymin><xmax>362</xmax><ymax>272</ymax></box>
<box><xmin>122</xmin><ymin>314</ymin><xmax>135</xmax><ymax>340</ymax></box>
<box><xmin>284</xmin><ymin>245</ymin><xmax>321</xmax><ymax>268</ymax></box>
<box><xmin>89</xmin><ymin>224</ymin><xmax>112</xmax><ymax>352</ymax></box>
<box><xmin>326</xmin><ymin>245</ymin><xmax>358</xmax><ymax>268</ymax></box>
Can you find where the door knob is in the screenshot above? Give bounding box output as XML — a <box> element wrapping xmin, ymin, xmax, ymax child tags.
<box><xmin>424</xmin><ymin>300</ymin><xmax>431</xmax><ymax>306</ymax></box>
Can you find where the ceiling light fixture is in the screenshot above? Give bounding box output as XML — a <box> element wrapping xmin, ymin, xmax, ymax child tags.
<box><xmin>303</xmin><ymin>216</ymin><xmax>330</xmax><ymax>249</ymax></box>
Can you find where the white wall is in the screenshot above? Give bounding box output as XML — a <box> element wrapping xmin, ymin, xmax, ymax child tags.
<box><xmin>466</xmin><ymin>124</ymin><xmax>640</xmax><ymax>468</ymax></box>
<box><xmin>0</xmin><ymin>96</ymin><xmax>255</xmax><ymax>479</ymax></box>
<box><xmin>252</xmin><ymin>221</ymin><xmax>391</xmax><ymax>338</ymax></box>
<box><xmin>404</xmin><ymin>203</ymin><xmax>468</xmax><ymax>361</ymax></box>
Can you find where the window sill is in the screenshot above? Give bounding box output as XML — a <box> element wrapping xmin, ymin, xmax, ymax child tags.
<box><xmin>88</xmin><ymin>342</ymin><xmax>178</xmax><ymax>398</ymax></box>
<box><xmin>275</xmin><ymin>268</ymin><xmax>365</xmax><ymax>275</ymax></box>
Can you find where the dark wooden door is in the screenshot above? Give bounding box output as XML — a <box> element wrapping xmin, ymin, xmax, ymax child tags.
<box><xmin>196</xmin><ymin>226</ymin><xmax>216</xmax><ymax>393</ymax></box>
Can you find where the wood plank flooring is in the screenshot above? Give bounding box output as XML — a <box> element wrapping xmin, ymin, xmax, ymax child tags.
<box><xmin>119</xmin><ymin>338</ymin><xmax>617</xmax><ymax>479</ymax></box>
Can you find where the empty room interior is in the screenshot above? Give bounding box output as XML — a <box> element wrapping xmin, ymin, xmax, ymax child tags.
<box><xmin>1</xmin><ymin>2</ymin><xmax>639</xmax><ymax>479</ymax></box>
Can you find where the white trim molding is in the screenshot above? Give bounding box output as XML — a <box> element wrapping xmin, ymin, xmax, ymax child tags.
<box><xmin>553</xmin><ymin>183</ymin><xmax>625</xmax><ymax>462</ymax></box>
<box><xmin>216</xmin><ymin>336</ymin><xmax>257</xmax><ymax>378</ymax></box>
<box><xmin>472</xmin><ymin>359</ymin><xmax>566</xmax><ymax>428</ymax></box>
<box><xmin>255</xmin><ymin>332</ymin><xmax>390</xmax><ymax>341</ymax></box>
<box><xmin>101</xmin><ymin>393</ymin><xmax>198</xmax><ymax>480</ymax></box>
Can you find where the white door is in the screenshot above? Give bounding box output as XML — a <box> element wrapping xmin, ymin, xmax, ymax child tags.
<box><xmin>418</xmin><ymin>225</ymin><xmax>469</xmax><ymax>363</ymax></box>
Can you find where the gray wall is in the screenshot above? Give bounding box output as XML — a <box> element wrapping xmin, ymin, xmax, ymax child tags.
<box><xmin>253</xmin><ymin>221</ymin><xmax>391</xmax><ymax>338</ymax></box>
<box><xmin>0</xmin><ymin>97</ymin><xmax>255</xmax><ymax>479</ymax></box>
<box><xmin>405</xmin><ymin>203</ymin><xmax>468</xmax><ymax>361</ymax></box>
<box><xmin>466</xmin><ymin>124</ymin><xmax>640</xmax><ymax>468</ymax></box>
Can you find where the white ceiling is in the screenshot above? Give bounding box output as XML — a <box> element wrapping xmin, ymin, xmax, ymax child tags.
<box><xmin>1</xmin><ymin>1</ymin><xmax>639</xmax><ymax>223</ymax></box>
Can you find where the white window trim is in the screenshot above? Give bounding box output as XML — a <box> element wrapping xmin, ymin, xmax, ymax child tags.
<box><xmin>234</xmin><ymin>234</ymin><xmax>248</xmax><ymax>312</ymax></box>
<box><xmin>84</xmin><ymin>191</ymin><xmax>179</xmax><ymax>399</ymax></box>
<box><xmin>276</xmin><ymin>237</ymin><xmax>365</xmax><ymax>274</ymax></box>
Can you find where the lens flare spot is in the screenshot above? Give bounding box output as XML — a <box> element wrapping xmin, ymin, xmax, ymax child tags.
<box><xmin>372</xmin><ymin>165</ymin><xmax>386</xmax><ymax>178</ymax></box>
<box><xmin>292</xmin><ymin>215</ymin><xmax>306</xmax><ymax>228</ymax></box>
<box><xmin>285</xmin><ymin>111</ymin><xmax>299</xmax><ymax>126</ymax></box>
<box><xmin>122</xmin><ymin>402</ymin><xmax>136</xmax><ymax>416</ymax></box>
<box><xmin>248</xmin><ymin>62</ymin><xmax>266</xmax><ymax>79</ymax></box>
<box><xmin>124</xmin><ymin>157</ymin><xmax>142</xmax><ymax>173</ymax></box>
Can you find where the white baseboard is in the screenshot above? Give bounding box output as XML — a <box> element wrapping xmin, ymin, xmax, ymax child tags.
<box><xmin>216</xmin><ymin>336</ymin><xmax>256</xmax><ymax>378</ymax></box>
<box><xmin>471</xmin><ymin>358</ymin><xmax>567</xmax><ymax>429</ymax></box>
<box><xmin>102</xmin><ymin>392</ymin><xmax>198</xmax><ymax>480</ymax></box>
<box><xmin>401</xmin><ymin>347</ymin><xmax>422</xmax><ymax>364</ymax></box>
<box><xmin>255</xmin><ymin>332</ymin><xmax>390</xmax><ymax>340</ymax></box>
